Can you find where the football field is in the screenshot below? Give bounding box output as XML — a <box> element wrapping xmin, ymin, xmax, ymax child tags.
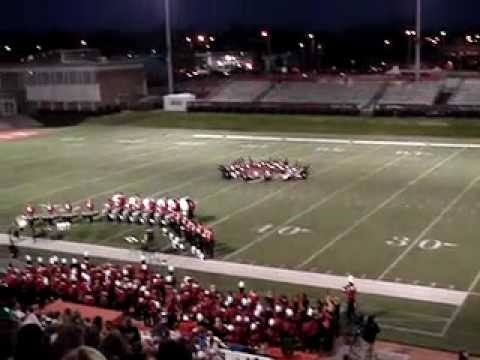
<box><xmin>1</xmin><ymin>113</ymin><xmax>480</xmax><ymax>353</ymax></box>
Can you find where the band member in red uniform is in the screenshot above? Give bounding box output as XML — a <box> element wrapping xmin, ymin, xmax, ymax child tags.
<box><xmin>343</xmin><ymin>275</ymin><xmax>357</xmax><ymax>322</ymax></box>
<box><xmin>46</xmin><ymin>203</ymin><xmax>56</xmax><ymax>225</ymax></box>
<box><xmin>202</xmin><ymin>227</ymin><xmax>215</xmax><ymax>259</ymax></box>
<box><xmin>83</xmin><ymin>199</ymin><xmax>97</xmax><ymax>223</ymax></box>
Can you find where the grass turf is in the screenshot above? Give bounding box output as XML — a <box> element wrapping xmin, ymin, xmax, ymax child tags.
<box><xmin>1</xmin><ymin>111</ymin><xmax>480</xmax><ymax>353</ymax></box>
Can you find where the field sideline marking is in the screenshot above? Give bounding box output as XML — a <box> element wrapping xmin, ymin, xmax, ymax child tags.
<box><xmin>224</xmin><ymin>154</ymin><xmax>405</xmax><ymax>261</ymax></box>
<box><xmin>378</xmin><ymin>172</ymin><xmax>480</xmax><ymax>281</ymax></box>
<box><xmin>379</xmin><ymin>324</ymin><xmax>443</xmax><ymax>337</ymax></box>
<box><xmin>440</xmin><ymin>269</ymin><xmax>480</xmax><ymax>336</ymax></box>
<box><xmin>193</xmin><ymin>134</ymin><xmax>480</xmax><ymax>149</ymax></box>
<box><xmin>297</xmin><ymin>149</ymin><xmax>464</xmax><ymax>269</ymax></box>
<box><xmin>0</xmin><ymin>235</ymin><xmax>467</xmax><ymax>306</ymax></box>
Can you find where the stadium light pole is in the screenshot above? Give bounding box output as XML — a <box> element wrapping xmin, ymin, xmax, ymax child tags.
<box><xmin>165</xmin><ymin>0</ymin><xmax>174</xmax><ymax>94</ymax></box>
<box><xmin>415</xmin><ymin>0</ymin><xmax>422</xmax><ymax>81</ymax></box>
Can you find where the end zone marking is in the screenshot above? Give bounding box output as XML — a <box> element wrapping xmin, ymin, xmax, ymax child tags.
<box><xmin>193</xmin><ymin>133</ymin><xmax>480</xmax><ymax>149</ymax></box>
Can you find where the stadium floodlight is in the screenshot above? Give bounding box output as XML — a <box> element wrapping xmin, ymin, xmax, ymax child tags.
<box><xmin>440</xmin><ymin>30</ymin><xmax>447</xmax><ymax>37</ymax></box>
<box><xmin>260</xmin><ymin>30</ymin><xmax>269</xmax><ymax>38</ymax></box>
<box><xmin>414</xmin><ymin>0</ymin><xmax>421</xmax><ymax>81</ymax></box>
<box><xmin>317</xmin><ymin>44</ymin><xmax>323</xmax><ymax>50</ymax></box>
<box><xmin>307</xmin><ymin>33</ymin><xmax>315</xmax><ymax>39</ymax></box>
<box><xmin>298</xmin><ymin>42</ymin><xmax>305</xmax><ymax>48</ymax></box>
<box><xmin>197</xmin><ymin>35</ymin><xmax>206</xmax><ymax>42</ymax></box>
<box><xmin>80</xmin><ymin>40</ymin><xmax>87</xmax><ymax>47</ymax></box>
<box><xmin>36</xmin><ymin>44</ymin><xmax>42</xmax><ymax>51</ymax></box>
<box><xmin>4</xmin><ymin>45</ymin><xmax>12</xmax><ymax>52</ymax></box>
<box><xmin>185</xmin><ymin>36</ymin><xmax>192</xmax><ymax>43</ymax></box>
<box><xmin>209</xmin><ymin>36</ymin><xmax>215</xmax><ymax>42</ymax></box>
<box><xmin>165</xmin><ymin>0</ymin><xmax>174</xmax><ymax>94</ymax></box>
<box><xmin>383</xmin><ymin>39</ymin><xmax>391</xmax><ymax>46</ymax></box>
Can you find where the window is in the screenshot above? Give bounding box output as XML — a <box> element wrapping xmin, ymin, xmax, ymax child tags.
<box><xmin>83</xmin><ymin>71</ymin><xmax>94</xmax><ymax>84</ymax></box>
<box><xmin>55</xmin><ymin>72</ymin><xmax>64</xmax><ymax>84</ymax></box>
<box><xmin>2</xmin><ymin>101</ymin><xmax>16</xmax><ymax>116</ymax></box>
<box><xmin>68</xmin><ymin>72</ymin><xmax>76</xmax><ymax>84</ymax></box>
<box><xmin>39</xmin><ymin>72</ymin><xmax>49</xmax><ymax>85</ymax></box>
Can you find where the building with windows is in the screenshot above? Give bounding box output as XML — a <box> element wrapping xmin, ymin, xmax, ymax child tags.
<box><xmin>0</xmin><ymin>49</ymin><xmax>147</xmax><ymax>116</ymax></box>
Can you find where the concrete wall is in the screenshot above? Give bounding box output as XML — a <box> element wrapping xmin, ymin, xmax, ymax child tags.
<box><xmin>26</xmin><ymin>84</ymin><xmax>101</xmax><ymax>102</ymax></box>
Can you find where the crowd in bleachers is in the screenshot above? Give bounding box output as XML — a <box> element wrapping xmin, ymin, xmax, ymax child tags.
<box><xmin>0</xmin><ymin>254</ymin><xmax>374</xmax><ymax>360</ymax></box>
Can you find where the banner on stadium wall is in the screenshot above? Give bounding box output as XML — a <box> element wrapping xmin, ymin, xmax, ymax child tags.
<box><xmin>220</xmin><ymin>349</ymin><xmax>273</xmax><ymax>360</ymax></box>
<box><xmin>163</xmin><ymin>93</ymin><xmax>196</xmax><ymax>112</ymax></box>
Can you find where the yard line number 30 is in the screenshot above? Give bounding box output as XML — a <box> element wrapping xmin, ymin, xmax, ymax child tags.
<box><xmin>386</xmin><ymin>236</ymin><xmax>458</xmax><ymax>250</ymax></box>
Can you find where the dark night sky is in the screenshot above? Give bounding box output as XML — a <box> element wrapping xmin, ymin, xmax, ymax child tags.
<box><xmin>3</xmin><ymin>0</ymin><xmax>479</xmax><ymax>32</ymax></box>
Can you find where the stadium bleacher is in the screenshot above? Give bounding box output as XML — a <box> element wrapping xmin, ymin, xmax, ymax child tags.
<box><xmin>377</xmin><ymin>81</ymin><xmax>441</xmax><ymax>106</ymax></box>
<box><xmin>261</xmin><ymin>80</ymin><xmax>380</xmax><ymax>108</ymax></box>
<box><xmin>208</xmin><ymin>80</ymin><xmax>272</xmax><ymax>102</ymax></box>
<box><xmin>448</xmin><ymin>79</ymin><xmax>480</xmax><ymax>107</ymax></box>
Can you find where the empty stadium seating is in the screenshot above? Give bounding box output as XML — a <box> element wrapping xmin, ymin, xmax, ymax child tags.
<box><xmin>448</xmin><ymin>79</ymin><xmax>480</xmax><ymax>106</ymax></box>
<box><xmin>261</xmin><ymin>81</ymin><xmax>380</xmax><ymax>108</ymax></box>
<box><xmin>377</xmin><ymin>81</ymin><xmax>441</xmax><ymax>106</ymax></box>
<box><xmin>208</xmin><ymin>80</ymin><xmax>272</xmax><ymax>102</ymax></box>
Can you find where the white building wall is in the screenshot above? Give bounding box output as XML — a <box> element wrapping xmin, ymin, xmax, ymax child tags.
<box><xmin>26</xmin><ymin>84</ymin><xmax>101</xmax><ymax>102</ymax></box>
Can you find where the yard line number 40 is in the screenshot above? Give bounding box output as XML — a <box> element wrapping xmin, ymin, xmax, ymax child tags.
<box><xmin>386</xmin><ymin>236</ymin><xmax>458</xmax><ymax>250</ymax></box>
<box><xmin>257</xmin><ymin>224</ymin><xmax>311</xmax><ymax>236</ymax></box>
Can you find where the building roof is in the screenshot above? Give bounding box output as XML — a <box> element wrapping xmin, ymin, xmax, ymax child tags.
<box><xmin>0</xmin><ymin>48</ymin><xmax>144</xmax><ymax>73</ymax></box>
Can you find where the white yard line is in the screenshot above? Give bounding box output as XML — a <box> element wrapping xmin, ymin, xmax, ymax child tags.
<box><xmin>297</xmin><ymin>149</ymin><xmax>464</xmax><ymax>269</ymax></box>
<box><xmin>379</xmin><ymin>324</ymin><xmax>443</xmax><ymax>337</ymax></box>
<box><xmin>105</xmin><ymin>145</ymin><xmax>307</xmax><ymax>243</ymax></box>
<box><xmin>440</xmin><ymin>270</ymin><xmax>480</xmax><ymax>336</ymax></box>
<box><xmin>0</xmin><ymin>144</ymin><xmax>183</xmax><ymax>211</ymax></box>
<box><xmin>378</xmin><ymin>173</ymin><xmax>480</xmax><ymax>281</ymax></box>
<box><xmin>208</xmin><ymin>146</ymin><xmax>374</xmax><ymax>227</ymax></box>
<box><xmin>0</xmin><ymin>141</ymin><xmax>175</xmax><ymax>194</ymax></box>
<box><xmin>223</xmin><ymin>154</ymin><xmax>404</xmax><ymax>261</ymax></box>
<box><xmin>0</xmin><ymin>236</ymin><xmax>467</xmax><ymax>306</ymax></box>
<box><xmin>68</xmin><ymin>141</ymin><xmax>240</xmax><ymax>207</ymax></box>
<box><xmin>193</xmin><ymin>133</ymin><xmax>480</xmax><ymax>149</ymax></box>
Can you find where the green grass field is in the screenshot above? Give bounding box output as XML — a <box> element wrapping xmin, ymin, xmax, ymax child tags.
<box><xmin>1</xmin><ymin>112</ymin><xmax>480</xmax><ymax>353</ymax></box>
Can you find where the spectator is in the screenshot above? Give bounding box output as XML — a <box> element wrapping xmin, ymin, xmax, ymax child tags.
<box><xmin>157</xmin><ymin>340</ymin><xmax>192</xmax><ymax>360</ymax></box>
<box><xmin>14</xmin><ymin>323</ymin><xmax>51</xmax><ymax>360</ymax></box>
<box><xmin>118</xmin><ymin>317</ymin><xmax>142</xmax><ymax>356</ymax></box>
<box><xmin>62</xmin><ymin>346</ymin><xmax>107</xmax><ymax>360</ymax></box>
<box><xmin>362</xmin><ymin>315</ymin><xmax>380</xmax><ymax>359</ymax></box>
<box><xmin>84</xmin><ymin>316</ymin><xmax>103</xmax><ymax>349</ymax></box>
<box><xmin>51</xmin><ymin>324</ymin><xmax>85</xmax><ymax>360</ymax></box>
<box><xmin>100</xmin><ymin>329</ymin><xmax>130</xmax><ymax>360</ymax></box>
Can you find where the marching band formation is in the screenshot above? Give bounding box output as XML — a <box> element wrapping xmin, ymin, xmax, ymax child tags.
<box><xmin>219</xmin><ymin>158</ymin><xmax>309</xmax><ymax>182</ymax></box>
<box><xmin>19</xmin><ymin>193</ymin><xmax>214</xmax><ymax>260</ymax></box>
<box><xmin>15</xmin><ymin>160</ymin><xmax>310</xmax><ymax>261</ymax></box>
